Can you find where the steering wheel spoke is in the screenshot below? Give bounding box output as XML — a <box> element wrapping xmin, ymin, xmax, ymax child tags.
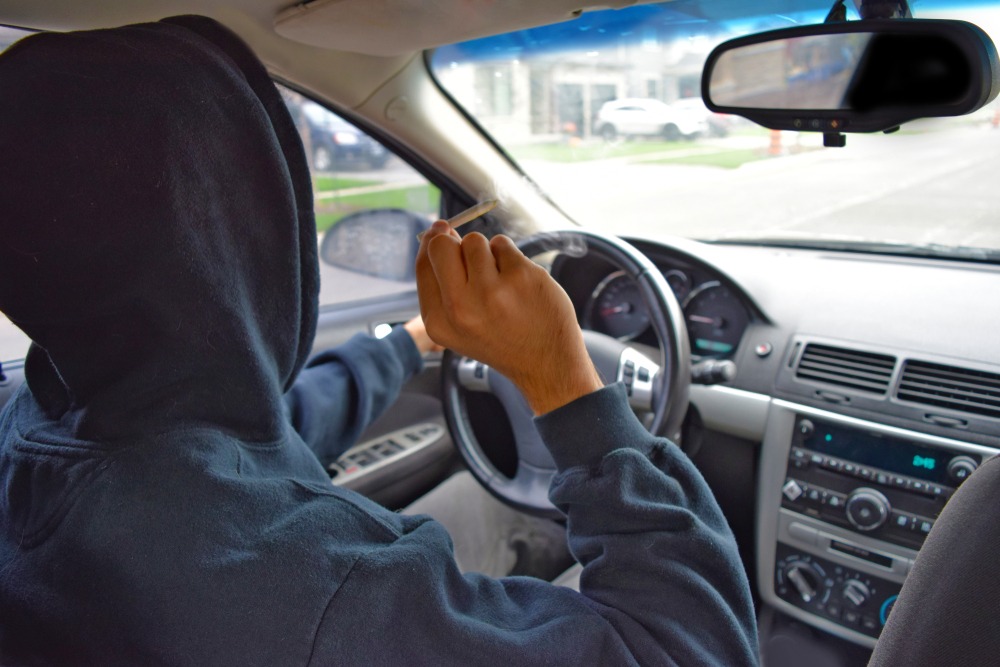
<box><xmin>456</xmin><ymin>356</ymin><xmax>492</xmax><ymax>392</ymax></box>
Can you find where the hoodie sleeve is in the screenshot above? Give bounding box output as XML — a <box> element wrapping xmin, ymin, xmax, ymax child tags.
<box><xmin>311</xmin><ymin>383</ymin><xmax>759</xmax><ymax>666</ymax></box>
<box><xmin>284</xmin><ymin>326</ymin><xmax>423</xmax><ymax>465</ymax></box>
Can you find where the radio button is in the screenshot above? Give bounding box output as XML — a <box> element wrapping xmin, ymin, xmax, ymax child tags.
<box><xmin>824</xmin><ymin>458</ymin><xmax>844</xmax><ymax>472</ymax></box>
<box><xmin>846</xmin><ymin>488</ymin><xmax>891</xmax><ymax>531</ymax></box>
<box><xmin>875</xmin><ymin>472</ymin><xmax>890</xmax><ymax>485</ymax></box>
<box><xmin>909</xmin><ymin>480</ymin><xmax>928</xmax><ymax>493</ymax></box>
<box><xmin>789</xmin><ymin>448</ymin><xmax>810</xmax><ymax>470</ymax></box>
<box><xmin>782</xmin><ymin>479</ymin><xmax>804</xmax><ymax>502</ymax></box>
<box><xmin>844</xmin><ymin>463</ymin><xmax>857</xmax><ymax>475</ymax></box>
<box><xmin>859</xmin><ymin>468</ymin><xmax>874</xmax><ymax>481</ymax></box>
<box><xmin>825</xmin><ymin>493</ymin><xmax>845</xmax><ymax>510</ymax></box>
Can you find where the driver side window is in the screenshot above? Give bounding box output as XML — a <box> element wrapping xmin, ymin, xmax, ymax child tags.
<box><xmin>278</xmin><ymin>86</ymin><xmax>442</xmax><ymax>308</ymax></box>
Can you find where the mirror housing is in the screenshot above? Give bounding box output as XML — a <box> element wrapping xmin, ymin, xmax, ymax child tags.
<box><xmin>320</xmin><ymin>208</ymin><xmax>431</xmax><ymax>281</ymax></box>
<box><xmin>702</xmin><ymin>19</ymin><xmax>1000</xmax><ymax>134</ymax></box>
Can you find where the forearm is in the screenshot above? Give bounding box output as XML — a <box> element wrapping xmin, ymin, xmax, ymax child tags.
<box><xmin>321</xmin><ymin>387</ymin><xmax>758</xmax><ymax>665</ymax></box>
<box><xmin>284</xmin><ymin>326</ymin><xmax>423</xmax><ymax>464</ymax></box>
<box><xmin>538</xmin><ymin>384</ymin><xmax>759</xmax><ymax>665</ymax></box>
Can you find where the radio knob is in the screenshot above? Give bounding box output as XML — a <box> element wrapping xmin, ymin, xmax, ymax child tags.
<box><xmin>947</xmin><ymin>456</ymin><xmax>978</xmax><ymax>483</ymax></box>
<box><xmin>843</xmin><ymin>579</ymin><xmax>871</xmax><ymax>608</ymax></box>
<box><xmin>845</xmin><ymin>488</ymin><xmax>891</xmax><ymax>531</ymax></box>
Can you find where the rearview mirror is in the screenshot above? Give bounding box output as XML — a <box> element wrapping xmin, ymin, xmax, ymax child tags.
<box><xmin>703</xmin><ymin>19</ymin><xmax>999</xmax><ymax>135</ymax></box>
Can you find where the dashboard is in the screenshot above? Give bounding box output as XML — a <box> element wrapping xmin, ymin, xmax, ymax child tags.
<box><xmin>554</xmin><ymin>233</ymin><xmax>1000</xmax><ymax>654</ymax></box>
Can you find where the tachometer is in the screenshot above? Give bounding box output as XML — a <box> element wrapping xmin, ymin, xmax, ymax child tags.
<box><xmin>683</xmin><ymin>281</ymin><xmax>749</xmax><ymax>358</ymax></box>
<box><xmin>584</xmin><ymin>271</ymin><xmax>650</xmax><ymax>340</ymax></box>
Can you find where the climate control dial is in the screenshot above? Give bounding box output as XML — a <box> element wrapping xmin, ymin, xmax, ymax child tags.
<box><xmin>843</xmin><ymin>579</ymin><xmax>871</xmax><ymax>608</ymax></box>
<box><xmin>780</xmin><ymin>560</ymin><xmax>829</xmax><ymax>604</ymax></box>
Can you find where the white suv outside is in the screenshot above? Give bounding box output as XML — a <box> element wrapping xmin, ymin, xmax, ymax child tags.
<box><xmin>594</xmin><ymin>98</ymin><xmax>709</xmax><ymax>142</ymax></box>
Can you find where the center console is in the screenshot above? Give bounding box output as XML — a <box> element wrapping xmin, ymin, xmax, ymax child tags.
<box><xmin>758</xmin><ymin>399</ymin><xmax>998</xmax><ymax>648</ymax></box>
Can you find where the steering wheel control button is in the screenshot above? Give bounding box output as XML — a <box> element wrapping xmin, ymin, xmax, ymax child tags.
<box><xmin>617</xmin><ymin>347</ymin><xmax>658</xmax><ymax>412</ymax></box>
<box><xmin>456</xmin><ymin>356</ymin><xmax>491</xmax><ymax>392</ymax></box>
<box><xmin>845</xmin><ymin>488</ymin><xmax>891</xmax><ymax>532</ymax></box>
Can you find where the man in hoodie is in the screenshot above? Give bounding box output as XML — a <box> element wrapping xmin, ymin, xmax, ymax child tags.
<box><xmin>0</xmin><ymin>15</ymin><xmax>757</xmax><ymax>665</ymax></box>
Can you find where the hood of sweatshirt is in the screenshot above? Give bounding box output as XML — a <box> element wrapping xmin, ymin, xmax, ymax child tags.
<box><xmin>0</xmin><ymin>15</ymin><xmax>318</xmax><ymax>442</ymax></box>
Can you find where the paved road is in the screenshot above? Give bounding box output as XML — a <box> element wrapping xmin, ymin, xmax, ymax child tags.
<box><xmin>523</xmin><ymin>124</ymin><xmax>1000</xmax><ymax>250</ymax></box>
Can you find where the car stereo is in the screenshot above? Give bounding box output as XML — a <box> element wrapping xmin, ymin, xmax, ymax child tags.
<box><xmin>757</xmin><ymin>400</ymin><xmax>999</xmax><ymax>648</ymax></box>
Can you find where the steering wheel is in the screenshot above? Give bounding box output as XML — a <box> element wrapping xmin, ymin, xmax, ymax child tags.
<box><xmin>441</xmin><ymin>230</ymin><xmax>691</xmax><ymax>518</ymax></box>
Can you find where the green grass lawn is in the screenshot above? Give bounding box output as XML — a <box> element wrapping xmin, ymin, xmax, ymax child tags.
<box><xmin>312</xmin><ymin>175</ymin><xmax>379</xmax><ymax>192</ymax></box>
<box><xmin>510</xmin><ymin>139</ymin><xmax>704</xmax><ymax>163</ymax></box>
<box><xmin>314</xmin><ymin>184</ymin><xmax>440</xmax><ymax>232</ymax></box>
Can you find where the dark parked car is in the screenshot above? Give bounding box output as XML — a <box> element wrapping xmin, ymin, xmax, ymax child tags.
<box><xmin>288</xmin><ymin>98</ymin><xmax>389</xmax><ymax>171</ymax></box>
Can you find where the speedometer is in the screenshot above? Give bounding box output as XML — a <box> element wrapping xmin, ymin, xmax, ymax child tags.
<box><xmin>683</xmin><ymin>281</ymin><xmax>749</xmax><ymax>358</ymax></box>
<box><xmin>584</xmin><ymin>271</ymin><xmax>650</xmax><ymax>340</ymax></box>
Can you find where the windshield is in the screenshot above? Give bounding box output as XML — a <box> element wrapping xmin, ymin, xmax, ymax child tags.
<box><xmin>430</xmin><ymin>0</ymin><xmax>1000</xmax><ymax>256</ymax></box>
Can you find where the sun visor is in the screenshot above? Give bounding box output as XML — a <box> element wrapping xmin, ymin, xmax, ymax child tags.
<box><xmin>274</xmin><ymin>0</ymin><xmax>652</xmax><ymax>56</ymax></box>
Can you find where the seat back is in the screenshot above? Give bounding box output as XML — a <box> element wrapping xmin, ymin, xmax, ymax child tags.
<box><xmin>868</xmin><ymin>455</ymin><xmax>1000</xmax><ymax>665</ymax></box>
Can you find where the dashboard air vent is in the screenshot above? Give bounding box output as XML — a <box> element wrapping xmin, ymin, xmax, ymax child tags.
<box><xmin>795</xmin><ymin>343</ymin><xmax>896</xmax><ymax>394</ymax></box>
<box><xmin>897</xmin><ymin>360</ymin><xmax>1000</xmax><ymax>419</ymax></box>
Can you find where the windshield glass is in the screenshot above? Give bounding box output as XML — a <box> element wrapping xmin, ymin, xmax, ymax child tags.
<box><xmin>430</xmin><ymin>0</ymin><xmax>1000</xmax><ymax>256</ymax></box>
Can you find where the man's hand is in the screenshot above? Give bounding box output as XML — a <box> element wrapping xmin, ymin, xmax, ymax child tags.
<box><xmin>416</xmin><ymin>220</ymin><xmax>602</xmax><ymax>415</ymax></box>
<box><xmin>402</xmin><ymin>315</ymin><xmax>444</xmax><ymax>356</ymax></box>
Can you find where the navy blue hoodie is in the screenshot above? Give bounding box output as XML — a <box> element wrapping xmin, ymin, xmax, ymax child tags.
<box><xmin>0</xmin><ymin>16</ymin><xmax>757</xmax><ymax>666</ymax></box>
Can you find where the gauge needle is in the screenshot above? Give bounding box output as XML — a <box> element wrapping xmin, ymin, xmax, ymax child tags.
<box><xmin>689</xmin><ymin>314</ymin><xmax>725</xmax><ymax>327</ymax></box>
<box><xmin>601</xmin><ymin>304</ymin><xmax>633</xmax><ymax>316</ymax></box>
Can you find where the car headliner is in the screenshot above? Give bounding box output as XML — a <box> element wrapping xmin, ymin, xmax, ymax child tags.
<box><xmin>0</xmin><ymin>0</ymin><xmax>840</xmax><ymax>101</ymax></box>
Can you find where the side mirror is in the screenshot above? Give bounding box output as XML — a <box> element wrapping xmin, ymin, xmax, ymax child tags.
<box><xmin>320</xmin><ymin>208</ymin><xmax>431</xmax><ymax>281</ymax></box>
<box><xmin>702</xmin><ymin>19</ymin><xmax>1000</xmax><ymax>135</ymax></box>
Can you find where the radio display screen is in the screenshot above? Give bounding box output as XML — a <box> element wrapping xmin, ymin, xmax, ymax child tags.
<box><xmin>798</xmin><ymin>419</ymin><xmax>973</xmax><ymax>484</ymax></box>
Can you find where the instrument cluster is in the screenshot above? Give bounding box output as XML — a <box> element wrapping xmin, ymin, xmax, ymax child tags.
<box><xmin>577</xmin><ymin>249</ymin><xmax>754</xmax><ymax>360</ymax></box>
